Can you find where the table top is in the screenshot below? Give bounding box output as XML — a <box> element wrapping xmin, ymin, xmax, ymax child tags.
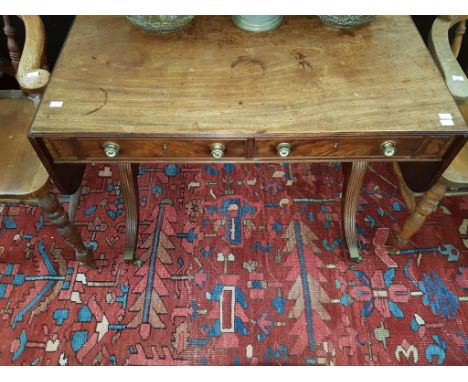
<box><xmin>30</xmin><ymin>16</ymin><xmax>467</xmax><ymax>137</ymax></box>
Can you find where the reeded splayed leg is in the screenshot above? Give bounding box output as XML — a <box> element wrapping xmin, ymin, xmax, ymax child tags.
<box><xmin>394</xmin><ymin>178</ymin><xmax>447</xmax><ymax>248</ymax></box>
<box><xmin>118</xmin><ymin>163</ymin><xmax>140</xmax><ymax>262</ymax></box>
<box><xmin>392</xmin><ymin>162</ymin><xmax>416</xmax><ymax>212</ymax></box>
<box><xmin>36</xmin><ymin>187</ymin><xmax>96</xmax><ymax>268</ymax></box>
<box><xmin>341</xmin><ymin>161</ymin><xmax>367</xmax><ymax>263</ymax></box>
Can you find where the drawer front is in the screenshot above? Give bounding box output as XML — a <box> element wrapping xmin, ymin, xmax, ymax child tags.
<box><xmin>44</xmin><ymin>138</ymin><xmax>247</xmax><ymax>161</ymax></box>
<box><xmin>254</xmin><ymin>136</ymin><xmax>454</xmax><ymax>160</ymax></box>
<box><xmin>43</xmin><ymin>135</ymin><xmax>454</xmax><ymax>162</ymax></box>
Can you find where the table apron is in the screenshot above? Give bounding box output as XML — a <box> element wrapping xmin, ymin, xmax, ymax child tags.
<box><xmin>41</xmin><ymin>135</ymin><xmax>456</xmax><ymax>163</ymax></box>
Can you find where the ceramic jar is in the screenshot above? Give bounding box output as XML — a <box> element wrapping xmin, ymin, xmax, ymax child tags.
<box><xmin>126</xmin><ymin>15</ymin><xmax>194</xmax><ymax>33</ymax></box>
<box><xmin>318</xmin><ymin>16</ymin><xmax>376</xmax><ymax>28</ymax></box>
<box><xmin>231</xmin><ymin>16</ymin><xmax>284</xmax><ymax>32</ymax></box>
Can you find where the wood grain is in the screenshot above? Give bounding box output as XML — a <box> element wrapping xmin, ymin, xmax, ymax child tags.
<box><xmin>428</xmin><ymin>16</ymin><xmax>468</xmax><ymax>186</ymax></box>
<box><xmin>2</xmin><ymin>16</ymin><xmax>21</xmax><ymax>72</ymax></box>
<box><xmin>118</xmin><ymin>163</ymin><xmax>139</xmax><ymax>262</ymax></box>
<box><xmin>15</xmin><ymin>16</ymin><xmax>50</xmax><ymax>93</ymax></box>
<box><xmin>35</xmin><ymin>185</ymin><xmax>96</xmax><ymax>268</ymax></box>
<box><xmin>394</xmin><ymin>178</ymin><xmax>447</xmax><ymax>248</ymax></box>
<box><xmin>341</xmin><ymin>161</ymin><xmax>367</xmax><ymax>263</ymax></box>
<box><xmin>27</xmin><ymin>15</ymin><xmax>468</xmax><ymax>263</ymax></box>
<box><xmin>394</xmin><ymin>16</ymin><xmax>468</xmax><ymax>248</ymax></box>
<box><xmin>41</xmin><ymin>134</ymin><xmax>455</xmax><ymax>163</ymax></box>
<box><xmin>30</xmin><ymin>16</ymin><xmax>467</xmax><ymax>137</ymax></box>
<box><xmin>399</xmin><ymin>16</ymin><xmax>468</xmax><ymax>193</ymax></box>
<box><xmin>0</xmin><ymin>16</ymin><xmax>93</xmax><ymax>267</ymax></box>
<box><xmin>0</xmin><ymin>98</ymin><xmax>49</xmax><ymax>196</ymax></box>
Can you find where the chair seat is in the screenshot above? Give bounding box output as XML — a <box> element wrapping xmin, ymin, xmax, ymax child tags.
<box><xmin>0</xmin><ymin>97</ymin><xmax>49</xmax><ymax>197</ymax></box>
<box><xmin>443</xmin><ymin>142</ymin><xmax>468</xmax><ymax>185</ymax></box>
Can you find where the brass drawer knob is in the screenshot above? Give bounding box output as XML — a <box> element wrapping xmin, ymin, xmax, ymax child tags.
<box><xmin>210</xmin><ymin>143</ymin><xmax>225</xmax><ymax>159</ymax></box>
<box><xmin>103</xmin><ymin>141</ymin><xmax>120</xmax><ymax>158</ymax></box>
<box><xmin>381</xmin><ymin>141</ymin><xmax>397</xmax><ymax>157</ymax></box>
<box><xmin>276</xmin><ymin>142</ymin><xmax>291</xmax><ymax>158</ymax></box>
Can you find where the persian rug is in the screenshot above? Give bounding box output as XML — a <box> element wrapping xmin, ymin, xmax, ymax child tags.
<box><xmin>0</xmin><ymin>162</ymin><xmax>466</xmax><ymax>366</ymax></box>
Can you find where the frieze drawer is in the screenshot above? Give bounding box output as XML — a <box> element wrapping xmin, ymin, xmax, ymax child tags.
<box><xmin>254</xmin><ymin>136</ymin><xmax>454</xmax><ymax>160</ymax></box>
<box><xmin>43</xmin><ymin>138</ymin><xmax>248</xmax><ymax>162</ymax></box>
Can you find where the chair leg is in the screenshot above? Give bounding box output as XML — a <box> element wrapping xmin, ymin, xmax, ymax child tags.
<box><xmin>394</xmin><ymin>178</ymin><xmax>447</xmax><ymax>248</ymax></box>
<box><xmin>36</xmin><ymin>189</ymin><xmax>96</xmax><ymax>268</ymax></box>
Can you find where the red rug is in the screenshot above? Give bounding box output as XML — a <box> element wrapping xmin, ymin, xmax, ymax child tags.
<box><xmin>0</xmin><ymin>162</ymin><xmax>467</xmax><ymax>365</ymax></box>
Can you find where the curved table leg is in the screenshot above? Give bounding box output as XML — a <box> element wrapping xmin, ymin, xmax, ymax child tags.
<box><xmin>342</xmin><ymin>161</ymin><xmax>367</xmax><ymax>263</ymax></box>
<box><xmin>118</xmin><ymin>163</ymin><xmax>139</xmax><ymax>263</ymax></box>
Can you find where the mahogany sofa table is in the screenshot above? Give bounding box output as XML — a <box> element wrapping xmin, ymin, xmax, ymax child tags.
<box><xmin>29</xmin><ymin>16</ymin><xmax>468</xmax><ymax>263</ymax></box>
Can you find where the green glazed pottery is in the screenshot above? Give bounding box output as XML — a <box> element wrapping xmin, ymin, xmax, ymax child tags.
<box><xmin>232</xmin><ymin>16</ymin><xmax>283</xmax><ymax>32</ymax></box>
<box><xmin>319</xmin><ymin>15</ymin><xmax>376</xmax><ymax>28</ymax></box>
<box><xmin>126</xmin><ymin>15</ymin><xmax>194</xmax><ymax>34</ymax></box>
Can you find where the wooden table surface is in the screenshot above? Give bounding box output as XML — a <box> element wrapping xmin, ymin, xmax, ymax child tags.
<box><xmin>31</xmin><ymin>15</ymin><xmax>466</xmax><ymax>137</ymax></box>
<box><xmin>28</xmin><ymin>16</ymin><xmax>468</xmax><ymax>263</ymax></box>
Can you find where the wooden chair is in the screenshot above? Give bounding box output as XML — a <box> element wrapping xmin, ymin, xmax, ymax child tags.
<box><xmin>393</xmin><ymin>15</ymin><xmax>468</xmax><ymax>248</ymax></box>
<box><xmin>0</xmin><ymin>16</ymin><xmax>96</xmax><ymax>267</ymax></box>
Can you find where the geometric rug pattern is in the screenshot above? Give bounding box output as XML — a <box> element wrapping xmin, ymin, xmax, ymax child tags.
<box><xmin>0</xmin><ymin>162</ymin><xmax>467</xmax><ymax>365</ymax></box>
